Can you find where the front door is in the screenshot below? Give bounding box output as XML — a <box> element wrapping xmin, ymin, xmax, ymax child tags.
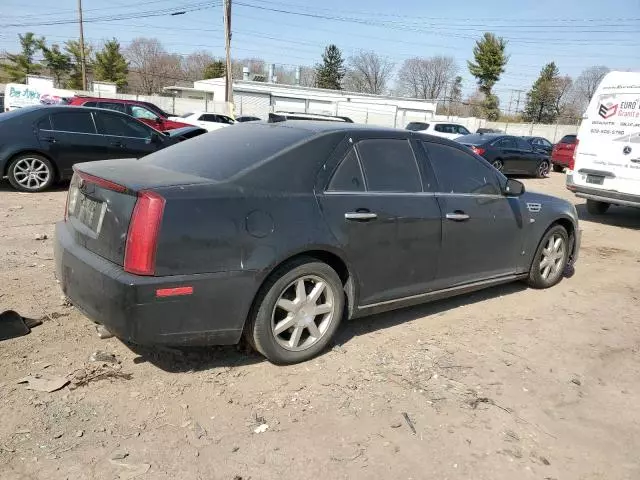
<box><xmin>493</xmin><ymin>137</ymin><xmax>520</xmax><ymax>172</ymax></box>
<box><xmin>421</xmin><ymin>141</ymin><xmax>523</xmax><ymax>288</ymax></box>
<box><xmin>317</xmin><ymin>138</ymin><xmax>442</xmax><ymax>307</ymax></box>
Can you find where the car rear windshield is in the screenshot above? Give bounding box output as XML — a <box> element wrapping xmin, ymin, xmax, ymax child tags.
<box><xmin>560</xmin><ymin>134</ymin><xmax>577</xmax><ymax>144</ymax></box>
<box><xmin>454</xmin><ymin>134</ymin><xmax>491</xmax><ymax>146</ymax></box>
<box><xmin>139</xmin><ymin>124</ymin><xmax>314</xmax><ymax>180</ymax></box>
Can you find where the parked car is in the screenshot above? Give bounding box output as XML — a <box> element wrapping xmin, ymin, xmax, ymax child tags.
<box><xmin>235</xmin><ymin>115</ymin><xmax>262</xmax><ymax>122</ymax></box>
<box><xmin>170</xmin><ymin>111</ymin><xmax>235</xmax><ymax>131</ymax></box>
<box><xmin>522</xmin><ymin>136</ymin><xmax>553</xmax><ymax>156</ymax></box>
<box><xmin>567</xmin><ymin>71</ymin><xmax>640</xmax><ymax>214</ymax></box>
<box><xmin>165</xmin><ymin>126</ymin><xmax>208</xmax><ymax>141</ymax></box>
<box><xmin>456</xmin><ymin>133</ymin><xmax>551</xmax><ymax>177</ymax></box>
<box><xmin>551</xmin><ymin>134</ymin><xmax>577</xmax><ymax>172</ymax></box>
<box><xmin>271</xmin><ymin>112</ymin><xmax>353</xmax><ymax>123</ymax></box>
<box><xmin>477</xmin><ymin>128</ymin><xmax>504</xmax><ymax>134</ymax></box>
<box><xmin>66</xmin><ymin>96</ymin><xmax>190</xmax><ymax>132</ymax></box>
<box><xmin>55</xmin><ymin>121</ymin><xmax>580</xmax><ymax>364</ymax></box>
<box><xmin>0</xmin><ymin>106</ymin><xmax>178</xmax><ymax>192</ymax></box>
<box><xmin>406</xmin><ymin>121</ymin><xmax>471</xmax><ymax>140</ymax></box>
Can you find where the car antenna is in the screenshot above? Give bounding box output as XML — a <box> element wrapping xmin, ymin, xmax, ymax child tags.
<box><xmin>268</xmin><ymin>113</ymin><xmax>287</xmax><ymax>123</ymax></box>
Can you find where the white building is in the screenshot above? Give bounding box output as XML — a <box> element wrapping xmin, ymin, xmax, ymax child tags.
<box><xmin>164</xmin><ymin>78</ymin><xmax>437</xmax><ymax>128</ymax></box>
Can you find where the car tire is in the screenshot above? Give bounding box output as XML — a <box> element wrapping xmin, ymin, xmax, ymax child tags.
<box><xmin>7</xmin><ymin>154</ymin><xmax>55</xmax><ymax>192</ymax></box>
<box><xmin>586</xmin><ymin>199</ymin><xmax>610</xmax><ymax>215</ymax></box>
<box><xmin>552</xmin><ymin>164</ymin><xmax>564</xmax><ymax>173</ymax></box>
<box><xmin>527</xmin><ymin>224</ymin><xmax>570</xmax><ymax>289</ymax></box>
<box><xmin>536</xmin><ymin>160</ymin><xmax>550</xmax><ymax>178</ymax></box>
<box><xmin>491</xmin><ymin>159</ymin><xmax>504</xmax><ymax>172</ymax></box>
<box><xmin>248</xmin><ymin>257</ymin><xmax>345</xmax><ymax>365</ymax></box>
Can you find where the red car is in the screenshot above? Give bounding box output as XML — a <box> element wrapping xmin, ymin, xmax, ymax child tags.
<box><xmin>550</xmin><ymin>134</ymin><xmax>577</xmax><ymax>172</ymax></box>
<box><xmin>66</xmin><ymin>96</ymin><xmax>190</xmax><ymax>132</ymax></box>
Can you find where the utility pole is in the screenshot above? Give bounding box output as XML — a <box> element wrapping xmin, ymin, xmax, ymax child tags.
<box><xmin>514</xmin><ymin>89</ymin><xmax>524</xmax><ymax>116</ymax></box>
<box><xmin>77</xmin><ymin>0</ymin><xmax>87</xmax><ymax>91</ymax></box>
<box><xmin>223</xmin><ymin>0</ymin><xmax>233</xmax><ymax>104</ymax></box>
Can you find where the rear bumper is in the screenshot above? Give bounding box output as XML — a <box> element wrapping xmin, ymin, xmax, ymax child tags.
<box><xmin>54</xmin><ymin>222</ymin><xmax>257</xmax><ymax>346</ymax></box>
<box><xmin>566</xmin><ymin>174</ymin><xmax>640</xmax><ymax>208</ymax></box>
<box><xmin>551</xmin><ymin>155</ymin><xmax>571</xmax><ymax>167</ymax></box>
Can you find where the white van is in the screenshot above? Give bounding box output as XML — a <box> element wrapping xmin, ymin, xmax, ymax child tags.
<box><xmin>567</xmin><ymin>71</ymin><xmax>640</xmax><ymax>214</ymax></box>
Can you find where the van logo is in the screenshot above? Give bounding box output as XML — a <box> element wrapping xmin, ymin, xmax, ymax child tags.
<box><xmin>623</xmin><ymin>146</ymin><xmax>632</xmax><ymax>155</ymax></box>
<box><xmin>598</xmin><ymin>102</ymin><xmax>618</xmax><ymax>119</ymax></box>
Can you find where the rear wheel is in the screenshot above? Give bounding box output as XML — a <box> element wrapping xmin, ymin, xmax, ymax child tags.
<box><xmin>248</xmin><ymin>258</ymin><xmax>344</xmax><ymax>365</ymax></box>
<box><xmin>536</xmin><ymin>160</ymin><xmax>550</xmax><ymax>178</ymax></box>
<box><xmin>586</xmin><ymin>199</ymin><xmax>610</xmax><ymax>215</ymax></box>
<box><xmin>552</xmin><ymin>164</ymin><xmax>564</xmax><ymax>173</ymax></box>
<box><xmin>7</xmin><ymin>154</ymin><xmax>55</xmax><ymax>192</ymax></box>
<box><xmin>491</xmin><ymin>159</ymin><xmax>504</xmax><ymax>172</ymax></box>
<box><xmin>528</xmin><ymin>225</ymin><xmax>569</xmax><ymax>289</ymax></box>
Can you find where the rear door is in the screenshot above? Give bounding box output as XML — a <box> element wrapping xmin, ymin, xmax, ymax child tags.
<box><xmin>317</xmin><ymin>136</ymin><xmax>442</xmax><ymax>306</ymax></box>
<box><xmin>422</xmin><ymin>141</ymin><xmax>522</xmax><ymax>288</ymax></box>
<box><xmin>513</xmin><ymin>137</ymin><xmax>539</xmax><ymax>173</ymax></box>
<box><xmin>492</xmin><ymin>137</ymin><xmax>519</xmax><ymax>171</ymax></box>
<box><xmin>43</xmin><ymin>110</ymin><xmax>106</xmax><ymax>177</ymax></box>
<box><xmin>93</xmin><ymin>110</ymin><xmax>160</xmax><ymax>158</ymax></box>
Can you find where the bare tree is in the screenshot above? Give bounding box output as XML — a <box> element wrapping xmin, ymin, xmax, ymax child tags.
<box><xmin>575</xmin><ymin>66</ymin><xmax>609</xmax><ymax>106</ymax></box>
<box><xmin>298</xmin><ymin>66</ymin><xmax>316</xmax><ymax>87</ymax></box>
<box><xmin>182</xmin><ymin>50</ymin><xmax>216</xmax><ymax>82</ymax></box>
<box><xmin>231</xmin><ymin>57</ymin><xmax>266</xmax><ymax>80</ymax></box>
<box><xmin>397</xmin><ymin>56</ymin><xmax>457</xmax><ymax>99</ymax></box>
<box><xmin>343</xmin><ymin>51</ymin><xmax>394</xmax><ymax>94</ymax></box>
<box><xmin>125</xmin><ymin>38</ymin><xmax>183</xmax><ymax>94</ymax></box>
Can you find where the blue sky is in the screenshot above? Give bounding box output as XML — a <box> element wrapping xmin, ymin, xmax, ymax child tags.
<box><xmin>1</xmin><ymin>0</ymin><xmax>638</xmax><ymax>108</ymax></box>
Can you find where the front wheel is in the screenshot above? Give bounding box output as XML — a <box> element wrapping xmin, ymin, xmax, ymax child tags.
<box><xmin>248</xmin><ymin>258</ymin><xmax>345</xmax><ymax>365</ymax></box>
<box><xmin>7</xmin><ymin>154</ymin><xmax>55</xmax><ymax>192</ymax></box>
<box><xmin>536</xmin><ymin>160</ymin><xmax>550</xmax><ymax>178</ymax></box>
<box><xmin>586</xmin><ymin>199</ymin><xmax>610</xmax><ymax>215</ymax></box>
<box><xmin>528</xmin><ymin>225</ymin><xmax>569</xmax><ymax>289</ymax></box>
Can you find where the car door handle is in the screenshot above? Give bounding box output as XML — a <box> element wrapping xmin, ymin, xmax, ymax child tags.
<box><xmin>446</xmin><ymin>212</ymin><xmax>470</xmax><ymax>221</ymax></box>
<box><xmin>345</xmin><ymin>211</ymin><xmax>377</xmax><ymax>221</ymax></box>
<box><xmin>43</xmin><ymin>136</ymin><xmax>56</xmax><ymax>143</ymax></box>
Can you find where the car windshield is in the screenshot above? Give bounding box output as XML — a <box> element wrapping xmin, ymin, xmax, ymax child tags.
<box><xmin>455</xmin><ymin>134</ymin><xmax>492</xmax><ymax>146</ymax></box>
<box><xmin>140</xmin><ymin>124</ymin><xmax>314</xmax><ymax>180</ymax></box>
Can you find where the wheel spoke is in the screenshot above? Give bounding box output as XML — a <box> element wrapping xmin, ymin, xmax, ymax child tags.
<box><xmin>276</xmin><ymin>298</ymin><xmax>296</xmax><ymax>313</ymax></box>
<box><xmin>34</xmin><ymin>163</ymin><xmax>46</xmax><ymax>172</ymax></box>
<box><xmin>553</xmin><ymin>237</ymin><xmax>563</xmax><ymax>252</ymax></box>
<box><xmin>273</xmin><ymin>314</ymin><xmax>297</xmax><ymax>335</ymax></box>
<box><xmin>542</xmin><ymin>264</ymin><xmax>551</xmax><ymax>279</ymax></box>
<box><xmin>307</xmin><ymin>281</ymin><xmax>325</xmax><ymax>304</ymax></box>
<box><xmin>288</xmin><ymin>325</ymin><xmax>303</xmax><ymax>348</ymax></box>
<box><xmin>312</xmin><ymin>303</ymin><xmax>332</xmax><ymax>316</ymax></box>
<box><xmin>295</xmin><ymin>279</ymin><xmax>306</xmax><ymax>303</ymax></box>
<box><xmin>540</xmin><ymin>256</ymin><xmax>550</xmax><ymax>269</ymax></box>
<box><xmin>307</xmin><ymin>321</ymin><xmax>321</xmax><ymax>339</ymax></box>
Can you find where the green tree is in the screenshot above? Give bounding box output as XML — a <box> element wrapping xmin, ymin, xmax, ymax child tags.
<box><xmin>2</xmin><ymin>32</ymin><xmax>43</xmax><ymax>82</ymax></box>
<box><xmin>467</xmin><ymin>33</ymin><xmax>508</xmax><ymax>120</ymax></box>
<box><xmin>94</xmin><ymin>39</ymin><xmax>128</xmax><ymax>90</ymax></box>
<box><xmin>65</xmin><ymin>40</ymin><xmax>93</xmax><ymax>90</ymax></box>
<box><xmin>316</xmin><ymin>44</ymin><xmax>345</xmax><ymax>90</ymax></box>
<box><xmin>203</xmin><ymin>60</ymin><xmax>225</xmax><ymax>79</ymax></box>
<box><xmin>39</xmin><ymin>42</ymin><xmax>72</xmax><ymax>87</ymax></box>
<box><xmin>523</xmin><ymin>62</ymin><xmax>562</xmax><ymax>124</ymax></box>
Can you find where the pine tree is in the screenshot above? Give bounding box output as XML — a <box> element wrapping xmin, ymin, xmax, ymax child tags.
<box><xmin>203</xmin><ymin>60</ymin><xmax>225</xmax><ymax>79</ymax></box>
<box><xmin>39</xmin><ymin>42</ymin><xmax>72</xmax><ymax>88</ymax></box>
<box><xmin>65</xmin><ymin>40</ymin><xmax>93</xmax><ymax>90</ymax></box>
<box><xmin>316</xmin><ymin>44</ymin><xmax>345</xmax><ymax>90</ymax></box>
<box><xmin>2</xmin><ymin>32</ymin><xmax>43</xmax><ymax>82</ymax></box>
<box><xmin>523</xmin><ymin>62</ymin><xmax>561</xmax><ymax>124</ymax></box>
<box><xmin>467</xmin><ymin>33</ymin><xmax>508</xmax><ymax>120</ymax></box>
<box><xmin>94</xmin><ymin>39</ymin><xmax>128</xmax><ymax>90</ymax></box>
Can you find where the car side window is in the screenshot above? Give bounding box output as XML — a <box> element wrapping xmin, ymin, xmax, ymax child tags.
<box><xmin>327</xmin><ymin>148</ymin><xmax>365</xmax><ymax>192</ymax></box>
<box><xmin>495</xmin><ymin>137</ymin><xmax>516</xmax><ymax>149</ymax></box>
<box><xmin>37</xmin><ymin>115</ymin><xmax>52</xmax><ymax>131</ymax></box>
<box><xmin>516</xmin><ymin>138</ymin><xmax>533</xmax><ymax>151</ymax></box>
<box><xmin>98</xmin><ymin>102</ymin><xmax>127</xmax><ymax>114</ymax></box>
<box><xmin>541</xmin><ymin>139</ymin><xmax>552</xmax><ymax>147</ymax></box>
<box><xmin>199</xmin><ymin>114</ymin><xmax>217</xmax><ymax>122</ymax></box>
<box><xmin>94</xmin><ymin>112</ymin><xmax>151</xmax><ymax>138</ymax></box>
<box><xmin>82</xmin><ymin>101</ymin><xmax>98</xmax><ymax>108</ymax></box>
<box><xmin>457</xmin><ymin>125</ymin><xmax>470</xmax><ymax>135</ymax></box>
<box><xmin>356</xmin><ymin>138</ymin><xmax>422</xmax><ymax>193</ymax></box>
<box><xmin>424</xmin><ymin>142</ymin><xmax>501</xmax><ymax>195</ymax></box>
<box><xmin>50</xmin><ymin>111</ymin><xmax>96</xmax><ymax>134</ymax></box>
<box><xmin>131</xmin><ymin>105</ymin><xmax>158</xmax><ymax>121</ymax></box>
<box><xmin>435</xmin><ymin>124</ymin><xmax>455</xmax><ymax>134</ymax></box>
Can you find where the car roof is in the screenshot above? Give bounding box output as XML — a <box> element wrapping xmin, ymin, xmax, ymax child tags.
<box><xmin>262</xmin><ymin>120</ymin><xmax>403</xmax><ymax>135</ymax></box>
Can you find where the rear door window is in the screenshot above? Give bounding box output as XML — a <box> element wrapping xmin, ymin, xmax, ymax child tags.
<box><xmin>435</xmin><ymin>124</ymin><xmax>453</xmax><ymax>134</ymax></box>
<box><xmin>515</xmin><ymin>138</ymin><xmax>533</xmax><ymax>151</ymax></box>
<box><xmin>82</xmin><ymin>101</ymin><xmax>98</xmax><ymax>107</ymax></box>
<box><xmin>131</xmin><ymin>105</ymin><xmax>159</xmax><ymax>121</ymax></box>
<box><xmin>327</xmin><ymin>148</ymin><xmax>364</xmax><ymax>192</ymax></box>
<box><xmin>424</xmin><ymin>142</ymin><xmax>500</xmax><ymax>195</ymax></box>
<box><xmin>495</xmin><ymin>137</ymin><xmax>517</xmax><ymax>149</ymax></box>
<box><xmin>356</xmin><ymin>139</ymin><xmax>421</xmax><ymax>193</ymax></box>
<box><xmin>199</xmin><ymin>114</ymin><xmax>218</xmax><ymax>122</ymax></box>
<box><xmin>98</xmin><ymin>102</ymin><xmax>127</xmax><ymax>114</ymax></box>
<box><xmin>94</xmin><ymin>111</ymin><xmax>151</xmax><ymax>138</ymax></box>
<box><xmin>50</xmin><ymin>111</ymin><xmax>96</xmax><ymax>134</ymax></box>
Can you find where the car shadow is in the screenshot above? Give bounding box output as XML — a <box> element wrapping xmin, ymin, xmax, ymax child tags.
<box><xmin>0</xmin><ymin>180</ymin><xmax>70</xmax><ymax>193</ymax></box>
<box><xmin>576</xmin><ymin>203</ymin><xmax>640</xmax><ymax>230</ymax></box>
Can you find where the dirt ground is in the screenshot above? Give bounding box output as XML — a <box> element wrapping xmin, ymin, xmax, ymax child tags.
<box><xmin>1</xmin><ymin>172</ymin><xmax>639</xmax><ymax>480</ymax></box>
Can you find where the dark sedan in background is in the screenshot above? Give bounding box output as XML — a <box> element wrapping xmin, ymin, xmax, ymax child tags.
<box><xmin>0</xmin><ymin>106</ymin><xmax>178</xmax><ymax>192</ymax></box>
<box><xmin>456</xmin><ymin>133</ymin><xmax>551</xmax><ymax>177</ymax></box>
<box><xmin>55</xmin><ymin>122</ymin><xmax>580</xmax><ymax>365</ymax></box>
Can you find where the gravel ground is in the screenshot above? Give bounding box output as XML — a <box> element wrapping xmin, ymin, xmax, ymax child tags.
<box><xmin>1</xmin><ymin>172</ymin><xmax>639</xmax><ymax>480</ymax></box>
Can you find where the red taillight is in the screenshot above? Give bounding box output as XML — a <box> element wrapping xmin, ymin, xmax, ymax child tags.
<box><xmin>471</xmin><ymin>146</ymin><xmax>486</xmax><ymax>155</ymax></box>
<box><xmin>124</xmin><ymin>191</ymin><xmax>166</xmax><ymax>276</ymax></box>
<box><xmin>569</xmin><ymin>139</ymin><xmax>579</xmax><ymax>170</ymax></box>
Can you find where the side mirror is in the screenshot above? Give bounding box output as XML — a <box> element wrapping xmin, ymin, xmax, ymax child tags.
<box><xmin>148</xmin><ymin>132</ymin><xmax>162</xmax><ymax>145</ymax></box>
<box><xmin>504</xmin><ymin>178</ymin><xmax>525</xmax><ymax>196</ymax></box>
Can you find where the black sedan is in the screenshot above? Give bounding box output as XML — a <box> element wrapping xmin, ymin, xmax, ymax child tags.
<box><xmin>456</xmin><ymin>133</ymin><xmax>551</xmax><ymax>177</ymax></box>
<box><xmin>522</xmin><ymin>136</ymin><xmax>553</xmax><ymax>156</ymax></box>
<box><xmin>55</xmin><ymin>122</ymin><xmax>580</xmax><ymax>364</ymax></box>
<box><xmin>0</xmin><ymin>105</ymin><xmax>177</xmax><ymax>192</ymax></box>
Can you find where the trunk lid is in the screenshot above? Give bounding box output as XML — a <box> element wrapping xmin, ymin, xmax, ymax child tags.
<box><xmin>66</xmin><ymin>159</ymin><xmax>212</xmax><ymax>267</ymax></box>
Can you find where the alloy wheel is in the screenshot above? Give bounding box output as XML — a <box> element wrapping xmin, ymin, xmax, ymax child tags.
<box><xmin>539</xmin><ymin>234</ymin><xmax>566</xmax><ymax>281</ymax></box>
<box><xmin>13</xmin><ymin>158</ymin><xmax>51</xmax><ymax>190</ymax></box>
<box><xmin>492</xmin><ymin>160</ymin><xmax>504</xmax><ymax>172</ymax></box>
<box><xmin>271</xmin><ymin>275</ymin><xmax>336</xmax><ymax>352</ymax></box>
<box><xmin>538</xmin><ymin>161</ymin><xmax>550</xmax><ymax>177</ymax></box>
